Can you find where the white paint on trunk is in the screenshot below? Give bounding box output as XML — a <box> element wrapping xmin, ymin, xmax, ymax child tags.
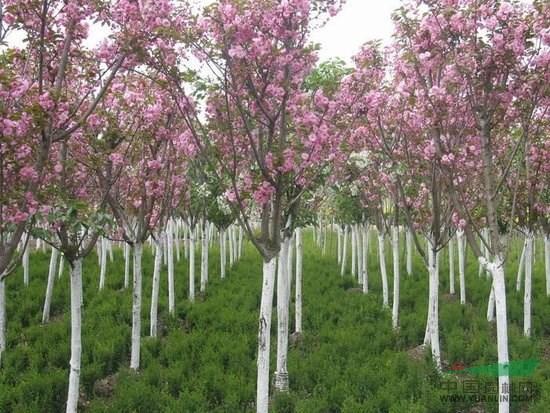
<box><xmin>220</xmin><ymin>228</ymin><xmax>226</xmax><ymax>279</ymax></box>
<box><xmin>58</xmin><ymin>254</ymin><xmax>64</xmax><ymax>279</ymax></box>
<box><xmin>124</xmin><ymin>243</ymin><xmax>130</xmax><ymax>289</ymax></box>
<box><xmin>256</xmin><ymin>258</ymin><xmax>277</xmax><ymax>413</ymax></box>
<box><xmin>523</xmin><ymin>233</ymin><xmax>533</xmax><ymax>337</ymax></box>
<box><xmin>150</xmin><ymin>236</ymin><xmax>163</xmax><ymax>337</ymax></box>
<box><xmin>545</xmin><ymin>234</ymin><xmax>550</xmax><ymax>297</ymax></box>
<box><xmin>130</xmin><ymin>242</ymin><xmax>143</xmax><ymax>370</ymax></box>
<box><xmin>200</xmin><ymin>221</ymin><xmax>209</xmax><ymax>293</ymax></box>
<box><xmin>378</xmin><ymin>233</ymin><xmax>389</xmax><ymax>308</ymax></box>
<box><xmin>189</xmin><ymin>226</ymin><xmax>195</xmax><ymax>302</ymax></box>
<box><xmin>391</xmin><ymin>226</ymin><xmax>400</xmax><ymax>329</ymax></box>
<box><xmin>228</xmin><ymin>225</ymin><xmax>234</xmax><ymax>268</ymax></box>
<box><xmin>98</xmin><ymin>237</ymin><xmax>107</xmax><ymax>290</ymax></box>
<box><xmin>449</xmin><ymin>236</ymin><xmax>455</xmax><ymax>295</ymax></box>
<box><xmin>66</xmin><ymin>258</ymin><xmax>83</xmax><ymax>413</ymax></box>
<box><xmin>23</xmin><ymin>233</ymin><xmax>30</xmax><ymax>286</ymax></box>
<box><xmin>362</xmin><ymin>224</ymin><xmax>369</xmax><ymax>293</ymax></box>
<box><xmin>457</xmin><ymin>230</ymin><xmax>466</xmax><ymax>304</ymax></box>
<box><xmin>516</xmin><ymin>238</ymin><xmax>527</xmax><ymax>292</ymax></box>
<box><xmin>0</xmin><ymin>276</ymin><xmax>5</xmax><ymax>365</ymax></box>
<box><xmin>274</xmin><ymin>237</ymin><xmax>290</xmax><ymax>392</ymax></box>
<box><xmin>423</xmin><ymin>241</ymin><xmax>441</xmax><ymax>369</ymax></box>
<box><xmin>340</xmin><ymin>225</ymin><xmax>348</xmax><ymax>276</ymax></box>
<box><xmin>295</xmin><ymin>228</ymin><xmax>303</xmax><ymax>334</ymax></box>
<box><xmin>351</xmin><ymin>224</ymin><xmax>357</xmax><ymax>278</ymax></box>
<box><xmin>42</xmin><ymin>247</ymin><xmax>60</xmax><ymax>323</ymax></box>
<box><xmin>406</xmin><ymin>229</ymin><xmax>412</xmax><ymax>276</ymax></box>
<box><xmin>167</xmin><ymin>221</ymin><xmax>175</xmax><ymax>315</ymax></box>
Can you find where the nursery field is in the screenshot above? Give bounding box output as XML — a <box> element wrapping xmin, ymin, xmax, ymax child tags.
<box><xmin>0</xmin><ymin>232</ymin><xmax>548</xmax><ymax>413</ymax></box>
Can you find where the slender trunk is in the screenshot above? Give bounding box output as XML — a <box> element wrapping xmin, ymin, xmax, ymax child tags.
<box><xmin>523</xmin><ymin>233</ymin><xmax>533</xmax><ymax>337</ymax></box>
<box><xmin>124</xmin><ymin>243</ymin><xmax>130</xmax><ymax>289</ymax></box>
<box><xmin>274</xmin><ymin>237</ymin><xmax>290</xmax><ymax>392</ymax></box>
<box><xmin>545</xmin><ymin>234</ymin><xmax>550</xmax><ymax>297</ymax></box>
<box><xmin>130</xmin><ymin>242</ymin><xmax>143</xmax><ymax>370</ymax></box>
<box><xmin>238</xmin><ymin>225</ymin><xmax>243</xmax><ymax>259</ymax></box>
<box><xmin>351</xmin><ymin>224</ymin><xmax>357</xmax><ymax>278</ymax></box>
<box><xmin>378</xmin><ymin>233</ymin><xmax>389</xmax><ymax>307</ymax></box>
<box><xmin>406</xmin><ymin>229</ymin><xmax>412</xmax><ymax>276</ymax></box>
<box><xmin>58</xmin><ymin>254</ymin><xmax>65</xmax><ymax>279</ymax></box>
<box><xmin>256</xmin><ymin>258</ymin><xmax>277</xmax><ymax>413</ymax></box>
<box><xmin>98</xmin><ymin>237</ymin><xmax>107</xmax><ymax>290</ymax></box>
<box><xmin>175</xmin><ymin>220</ymin><xmax>181</xmax><ymax>262</ymax></box>
<box><xmin>66</xmin><ymin>258</ymin><xmax>83</xmax><ymax>413</ymax></box>
<box><xmin>228</xmin><ymin>226</ymin><xmax>234</xmax><ymax>268</ymax></box>
<box><xmin>487</xmin><ymin>281</ymin><xmax>496</xmax><ymax>322</ymax></box>
<box><xmin>516</xmin><ymin>237</ymin><xmax>527</xmax><ymax>292</ymax></box>
<box><xmin>42</xmin><ymin>247</ymin><xmax>60</xmax><ymax>323</ymax></box>
<box><xmin>189</xmin><ymin>226</ymin><xmax>195</xmax><ymax>302</ymax></box>
<box><xmin>337</xmin><ymin>226</ymin><xmax>342</xmax><ymax>265</ymax></box>
<box><xmin>457</xmin><ymin>230</ymin><xmax>466</xmax><ymax>304</ymax></box>
<box><xmin>0</xmin><ymin>277</ymin><xmax>5</xmax><ymax>365</ymax></box>
<box><xmin>391</xmin><ymin>226</ymin><xmax>400</xmax><ymax>329</ymax></box>
<box><xmin>356</xmin><ymin>224</ymin><xmax>363</xmax><ymax>284</ymax></box>
<box><xmin>449</xmin><ymin>236</ymin><xmax>455</xmax><ymax>295</ymax></box>
<box><xmin>295</xmin><ymin>228</ymin><xmax>303</xmax><ymax>334</ymax></box>
<box><xmin>340</xmin><ymin>225</ymin><xmax>348</xmax><ymax>276</ymax></box>
<box><xmin>423</xmin><ymin>241</ymin><xmax>441</xmax><ymax>369</ymax></box>
<box><xmin>362</xmin><ymin>224</ymin><xmax>369</xmax><ymax>293</ymax></box>
<box><xmin>167</xmin><ymin>221</ymin><xmax>175</xmax><ymax>315</ymax></box>
<box><xmin>220</xmin><ymin>229</ymin><xmax>226</xmax><ymax>279</ymax></box>
<box><xmin>23</xmin><ymin>236</ymin><xmax>30</xmax><ymax>287</ymax></box>
<box><xmin>200</xmin><ymin>222</ymin><xmax>208</xmax><ymax>293</ymax></box>
<box><xmin>150</xmin><ymin>237</ymin><xmax>162</xmax><ymax>337</ymax></box>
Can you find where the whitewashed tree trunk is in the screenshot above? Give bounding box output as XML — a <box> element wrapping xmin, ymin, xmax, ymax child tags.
<box><xmin>378</xmin><ymin>233</ymin><xmax>389</xmax><ymax>307</ymax></box>
<box><xmin>487</xmin><ymin>281</ymin><xmax>496</xmax><ymax>322</ymax></box>
<box><xmin>66</xmin><ymin>258</ymin><xmax>83</xmax><ymax>413</ymax></box>
<box><xmin>391</xmin><ymin>226</ymin><xmax>400</xmax><ymax>329</ymax></box>
<box><xmin>0</xmin><ymin>276</ymin><xmax>5</xmax><ymax>365</ymax></box>
<box><xmin>424</xmin><ymin>241</ymin><xmax>441</xmax><ymax>369</ymax></box>
<box><xmin>516</xmin><ymin>237</ymin><xmax>527</xmax><ymax>292</ymax></box>
<box><xmin>23</xmin><ymin>236</ymin><xmax>30</xmax><ymax>287</ymax></box>
<box><xmin>545</xmin><ymin>234</ymin><xmax>550</xmax><ymax>297</ymax></box>
<box><xmin>238</xmin><ymin>225</ymin><xmax>243</xmax><ymax>259</ymax></box>
<box><xmin>487</xmin><ymin>258</ymin><xmax>510</xmax><ymax>413</ymax></box>
<box><xmin>274</xmin><ymin>237</ymin><xmax>290</xmax><ymax>392</ymax></box>
<box><xmin>287</xmin><ymin>232</ymin><xmax>294</xmax><ymax>287</ymax></box>
<box><xmin>523</xmin><ymin>232</ymin><xmax>533</xmax><ymax>337</ymax></box>
<box><xmin>130</xmin><ymin>242</ymin><xmax>143</xmax><ymax>370</ymax></box>
<box><xmin>337</xmin><ymin>226</ymin><xmax>342</xmax><ymax>265</ymax></box>
<box><xmin>58</xmin><ymin>254</ymin><xmax>65</xmax><ymax>279</ymax></box>
<box><xmin>108</xmin><ymin>239</ymin><xmax>113</xmax><ymax>262</ymax></box>
<box><xmin>189</xmin><ymin>226</ymin><xmax>195</xmax><ymax>302</ymax></box>
<box><xmin>228</xmin><ymin>226</ymin><xmax>234</xmax><ymax>268</ymax></box>
<box><xmin>351</xmin><ymin>225</ymin><xmax>357</xmax><ymax>278</ymax></box>
<box><xmin>406</xmin><ymin>229</ymin><xmax>412</xmax><ymax>276</ymax></box>
<box><xmin>256</xmin><ymin>257</ymin><xmax>277</xmax><ymax>413</ymax></box>
<box><xmin>457</xmin><ymin>230</ymin><xmax>466</xmax><ymax>304</ymax></box>
<box><xmin>98</xmin><ymin>237</ymin><xmax>107</xmax><ymax>290</ymax></box>
<box><xmin>200</xmin><ymin>221</ymin><xmax>208</xmax><ymax>293</ymax></box>
<box><xmin>220</xmin><ymin>228</ymin><xmax>226</xmax><ymax>279</ymax></box>
<box><xmin>150</xmin><ymin>236</ymin><xmax>163</xmax><ymax>337</ymax></box>
<box><xmin>42</xmin><ymin>247</ymin><xmax>60</xmax><ymax>323</ymax></box>
<box><xmin>167</xmin><ymin>221</ymin><xmax>175</xmax><ymax>315</ymax></box>
<box><xmin>362</xmin><ymin>224</ymin><xmax>369</xmax><ymax>293</ymax></box>
<box><xmin>340</xmin><ymin>225</ymin><xmax>348</xmax><ymax>276</ymax></box>
<box><xmin>174</xmin><ymin>220</ymin><xmax>181</xmax><ymax>262</ymax></box>
<box><xmin>295</xmin><ymin>228</ymin><xmax>303</xmax><ymax>334</ymax></box>
<box><xmin>124</xmin><ymin>243</ymin><xmax>130</xmax><ymax>289</ymax></box>
<box><xmin>449</xmin><ymin>236</ymin><xmax>455</xmax><ymax>295</ymax></box>
<box><xmin>356</xmin><ymin>224</ymin><xmax>363</xmax><ymax>284</ymax></box>
<box><xmin>232</xmin><ymin>225</ymin><xmax>238</xmax><ymax>264</ymax></box>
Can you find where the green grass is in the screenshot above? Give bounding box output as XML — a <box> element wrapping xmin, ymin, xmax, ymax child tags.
<box><xmin>0</xmin><ymin>232</ymin><xmax>549</xmax><ymax>412</ymax></box>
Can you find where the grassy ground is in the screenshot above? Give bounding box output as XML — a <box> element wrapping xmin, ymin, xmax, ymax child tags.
<box><xmin>0</xmin><ymin>231</ymin><xmax>548</xmax><ymax>412</ymax></box>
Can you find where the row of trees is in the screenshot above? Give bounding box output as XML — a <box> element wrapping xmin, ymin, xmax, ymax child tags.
<box><xmin>1</xmin><ymin>1</ymin><xmax>548</xmax><ymax>412</ymax></box>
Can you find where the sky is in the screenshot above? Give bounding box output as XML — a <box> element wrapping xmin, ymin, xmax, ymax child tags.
<box><xmin>311</xmin><ymin>0</ymin><xmax>402</xmax><ymax>62</ymax></box>
<box><xmin>4</xmin><ymin>1</ymin><xmax>401</xmax><ymax>63</ymax></box>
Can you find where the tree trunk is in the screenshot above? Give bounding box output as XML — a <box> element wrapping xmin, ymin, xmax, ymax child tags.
<box><xmin>256</xmin><ymin>257</ymin><xmax>277</xmax><ymax>413</ymax></box>
<box><xmin>295</xmin><ymin>228</ymin><xmax>303</xmax><ymax>334</ymax></box>
<box><xmin>58</xmin><ymin>254</ymin><xmax>65</xmax><ymax>279</ymax></box>
<box><xmin>362</xmin><ymin>224</ymin><xmax>369</xmax><ymax>293</ymax></box>
<box><xmin>124</xmin><ymin>243</ymin><xmax>130</xmax><ymax>289</ymax></box>
<box><xmin>516</xmin><ymin>237</ymin><xmax>527</xmax><ymax>292</ymax></box>
<box><xmin>0</xmin><ymin>276</ymin><xmax>5</xmax><ymax>365</ymax></box>
<box><xmin>150</xmin><ymin>237</ymin><xmax>162</xmax><ymax>337</ymax></box>
<box><xmin>545</xmin><ymin>234</ymin><xmax>550</xmax><ymax>297</ymax></box>
<box><xmin>523</xmin><ymin>232</ymin><xmax>533</xmax><ymax>337</ymax></box>
<box><xmin>274</xmin><ymin>236</ymin><xmax>290</xmax><ymax>392</ymax></box>
<box><xmin>378</xmin><ymin>233</ymin><xmax>389</xmax><ymax>307</ymax></box>
<box><xmin>220</xmin><ymin>228</ymin><xmax>226</xmax><ymax>279</ymax></box>
<box><xmin>424</xmin><ymin>241</ymin><xmax>441</xmax><ymax>369</ymax></box>
<box><xmin>449</xmin><ymin>236</ymin><xmax>455</xmax><ymax>295</ymax></box>
<box><xmin>406</xmin><ymin>229</ymin><xmax>412</xmax><ymax>276</ymax></box>
<box><xmin>340</xmin><ymin>225</ymin><xmax>348</xmax><ymax>276</ymax></box>
<box><xmin>391</xmin><ymin>226</ymin><xmax>400</xmax><ymax>329</ymax></box>
<box><xmin>98</xmin><ymin>237</ymin><xmax>107</xmax><ymax>290</ymax></box>
<box><xmin>351</xmin><ymin>224</ymin><xmax>357</xmax><ymax>278</ymax></box>
<box><xmin>167</xmin><ymin>221</ymin><xmax>175</xmax><ymax>315</ymax></box>
<box><xmin>200</xmin><ymin>221</ymin><xmax>208</xmax><ymax>293</ymax></box>
<box><xmin>457</xmin><ymin>230</ymin><xmax>466</xmax><ymax>304</ymax></box>
<box><xmin>42</xmin><ymin>247</ymin><xmax>60</xmax><ymax>323</ymax></box>
<box><xmin>228</xmin><ymin>225</ymin><xmax>234</xmax><ymax>268</ymax></box>
<box><xmin>189</xmin><ymin>226</ymin><xmax>195</xmax><ymax>303</ymax></box>
<box><xmin>337</xmin><ymin>226</ymin><xmax>342</xmax><ymax>265</ymax></box>
<box><xmin>66</xmin><ymin>258</ymin><xmax>83</xmax><ymax>413</ymax></box>
<box><xmin>130</xmin><ymin>242</ymin><xmax>143</xmax><ymax>370</ymax></box>
<box><xmin>23</xmin><ymin>235</ymin><xmax>30</xmax><ymax>287</ymax></box>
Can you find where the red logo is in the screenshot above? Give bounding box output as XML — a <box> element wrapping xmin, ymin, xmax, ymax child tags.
<box><xmin>451</xmin><ymin>361</ymin><xmax>465</xmax><ymax>371</ymax></box>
